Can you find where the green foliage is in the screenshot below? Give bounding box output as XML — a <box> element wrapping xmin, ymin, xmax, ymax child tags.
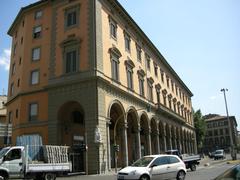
<box><xmin>193</xmin><ymin>109</ymin><xmax>206</xmax><ymax>150</ymax></box>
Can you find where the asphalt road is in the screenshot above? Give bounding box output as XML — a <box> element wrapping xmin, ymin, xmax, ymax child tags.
<box><xmin>57</xmin><ymin>161</ymin><xmax>235</xmax><ymax>180</ymax></box>
<box><xmin>186</xmin><ymin>161</ymin><xmax>234</xmax><ymax>180</ymax></box>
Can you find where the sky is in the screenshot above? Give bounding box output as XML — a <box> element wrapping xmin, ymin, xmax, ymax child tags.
<box><xmin>0</xmin><ymin>1</ymin><xmax>239</xmax><ymax>127</ymax></box>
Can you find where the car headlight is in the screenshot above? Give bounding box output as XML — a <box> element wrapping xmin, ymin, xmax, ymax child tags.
<box><xmin>129</xmin><ymin>170</ymin><xmax>137</xmax><ymax>175</ymax></box>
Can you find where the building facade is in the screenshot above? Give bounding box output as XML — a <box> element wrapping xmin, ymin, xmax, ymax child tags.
<box><xmin>0</xmin><ymin>95</ymin><xmax>11</xmax><ymax>146</ymax></box>
<box><xmin>203</xmin><ymin>114</ymin><xmax>238</xmax><ymax>153</ymax></box>
<box><xmin>7</xmin><ymin>0</ymin><xmax>196</xmax><ymax>174</ymax></box>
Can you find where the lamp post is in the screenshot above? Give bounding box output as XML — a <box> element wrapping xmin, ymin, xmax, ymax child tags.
<box><xmin>220</xmin><ymin>88</ymin><xmax>236</xmax><ymax>160</ymax></box>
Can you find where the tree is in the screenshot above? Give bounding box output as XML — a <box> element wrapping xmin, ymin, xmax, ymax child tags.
<box><xmin>193</xmin><ymin>109</ymin><xmax>206</xmax><ymax>152</ymax></box>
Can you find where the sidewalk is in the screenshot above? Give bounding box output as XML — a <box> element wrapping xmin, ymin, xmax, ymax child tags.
<box><xmin>199</xmin><ymin>153</ymin><xmax>240</xmax><ymax>168</ymax></box>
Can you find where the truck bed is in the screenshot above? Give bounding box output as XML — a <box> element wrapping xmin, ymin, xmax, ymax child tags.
<box><xmin>26</xmin><ymin>162</ymin><xmax>72</xmax><ymax>172</ymax></box>
<box><xmin>182</xmin><ymin>154</ymin><xmax>201</xmax><ymax>162</ymax></box>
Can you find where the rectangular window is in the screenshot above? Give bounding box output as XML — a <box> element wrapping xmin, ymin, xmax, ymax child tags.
<box><xmin>111</xmin><ymin>58</ymin><xmax>119</xmax><ymax>81</ymax></box>
<box><xmin>176</xmin><ymin>85</ymin><xmax>178</xmax><ymax>96</ymax></box>
<box><xmin>65</xmin><ymin>5</ymin><xmax>80</xmax><ymax>29</ymax></box>
<box><xmin>32</xmin><ymin>47</ymin><xmax>41</xmax><ymax>61</ymax></box>
<box><xmin>168</xmin><ymin>98</ymin><xmax>172</xmax><ymax>109</ymax></box>
<box><xmin>19</xmin><ymin>57</ymin><xmax>22</xmax><ymax>65</ymax></box>
<box><xmin>66</xmin><ymin>50</ymin><xmax>77</xmax><ymax>73</ymax></box>
<box><xmin>35</xmin><ymin>10</ymin><xmax>43</xmax><ymax>19</ymax></box>
<box><xmin>156</xmin><ymin>90</ymin><xmax>160</xmax><ymax>104</ymax></box>
<box><xmin>171</xmin><ymin>81</ymin><xmax>174</xmax><ymax>92</ymax></box>
<box><xmin>139</xmin><ymin>77</ymin><xmax>145</xmax><ymax>96</ymax></box>
<box><xmin>147</xmin><ymin>83</ymin><xmax>153</xmax><ymax>101</ymax></box>
<box><xmin>124</xmin><ymin>34</ymin><xmax>131</xmax><ymax>52</ymax></box>
<box><xmin>11</xmin><ymin>63</ymin><xmax>16</xmax><ymax>75</ymax></box>
<box><xmin>67</xmin><ymin>11</ymin><xmax>77</xmax><ymax>27</ymax></box>
<box><xmin>166</xmin><ymin>76</ymin><xmax>170</xmax><ymax>88</ymax></box>
<box><xmin>173</xmin><ymin>103</ymin><xmax>176</xmax><ymax>112</ymax></box>
<box><xmin>8</xmin><ymin>111</ymin><xmax>12</xmax><ymax>123</ymax></box>
<box><xmin>13</xmin><ymin>43</ymin><xmax>17</xmax><ymax>55</ymax></box>
<box><xmin>146</xmin><ymin>54</ymin><xmax>151</xmax><ymax>70</ymax></box>
<box><xmin>16</xmin><ymin>109</ymin><xmax>18</xmax><ymax>118</ymax></box>
<box><xmin>160</xmin><ymin>69</ymin><xmax>164</xmax><ymax>83</ymax></box>
<box><xmin>163</xmin><ymin>95</ymin><xmax>167</xmax><ymax>106</ymax></box>
<box><xmin>17</xmin><ymin>79</ymin><xmax>20</xmax><ymax>87</ymax></box>
<box><xmin>21</xmin><ymin>37</ymin><xmax>23</xmax><ymax>44</ymax></box>
<box><xmin>136</xmin><ymin>45</ymin><xmax>142</xmax><ymax>62</ymax></box>
<box><xmin>29</xmin><ymin>103</ymin><xmax>38</xmax><ymax>121</ymax></box>
<box><xmin>10</xmin><ymin>83</ymin><xmax>14</xmax><ymax>96</ymax></box>
<box><xmin>33</xmin><ymin>26</ymin><xmax>42</xmax><ymax>39</ymax></box>
<box><xmin>31</xmin><ymin>70</ymin><xmax>39</xmax><ymax>85</ymax></box>
<box><xmin>127</xmin><ymin>68</ymin><xmax>133</xmax><ymax>90</ymax></box>
<box><xmin>110</xmin><ymin>22</ymin><xmax>117</xmax><ymax>39</ymax></box>
<box><xmin>154</xmin><ymin>64</ymin><xmax>158</xmax><ymax>77</ymax></box>
<box><xmin>220</xmin><ymin>129</ymin><xmax>223</xmax><ymax>135</ymax></box>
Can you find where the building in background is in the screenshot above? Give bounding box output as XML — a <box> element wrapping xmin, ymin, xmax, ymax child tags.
<box><xmin>6</xmin><ymin>0</ymin><xmax>196</xmax><ymax>174</ymax></box>
<box><xmin>0</xmin><ymin>95</ymin><xmax>11</xmax><ymax>146</ymax></box>
<box><xmin>203</xmin><ymin>114</ymin><xmax>238</xmax><ymax>153</ymax></box>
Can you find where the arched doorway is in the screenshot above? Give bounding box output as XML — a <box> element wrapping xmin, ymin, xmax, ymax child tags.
<box><xmin>58</xmin><ymin>101</ymin><xmax>85</xmax><ymax>172</ymax></box>
<box><xmin>150</xmin><ymin>118</ymin><xmax>158</xmax><ymax>154</ymax></box>
<box><xmin>109</xmin><ymin>102</ymin><xmax>125</xmax><ymax>168</ymax></box>
<box><xmin>140</xmin><ymin>113</ymin><xmax>149</xmax><ymax>156</ymax></box>
<box><xmin>126</xmin><ymin>108</ymin><xmax>139</xmax><ymax>164</ymax></box>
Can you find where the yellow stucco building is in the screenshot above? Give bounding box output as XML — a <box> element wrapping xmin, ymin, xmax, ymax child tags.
<box><xmin>6</xmin><ymin>0</ymin><xmax>196</xmax><ymax>174</ymax></box>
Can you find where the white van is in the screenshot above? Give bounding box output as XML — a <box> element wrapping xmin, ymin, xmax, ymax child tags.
<box><xmin>214</xmin><ymin>149</ymin><xmax>225</xmax><ymax>160</ymax></box>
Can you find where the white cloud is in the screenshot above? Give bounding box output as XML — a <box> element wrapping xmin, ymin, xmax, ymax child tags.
<box><xmin>0</xmin><ymin>48</ymin><xmax>11</xmax><ymax>71</ymax></box>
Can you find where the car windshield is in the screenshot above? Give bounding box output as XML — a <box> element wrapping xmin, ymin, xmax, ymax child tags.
<box><xmin>0</xmin><ymin>147</ymin><xmax>10</xmax><ymax>159</ymax></box>
<box><xmin>215</xmin><ymin>151</ymin><xmax>222</xmax><ymax>154</ymax></box>
<box><xmin>131</xmin><ymin>157</ymin><xmax>154</xmax><ymax>167</ymax></box>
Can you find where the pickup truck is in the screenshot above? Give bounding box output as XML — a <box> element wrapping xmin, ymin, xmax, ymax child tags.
<box><xmin>0</xmin><ymin>145</ymin><xmax>72</xmax><ymax>180</ymax></box>
<box><xmin>166</xmin><ymin>149</ymin><xmax>201</xmax><ymax>171</ymax></box>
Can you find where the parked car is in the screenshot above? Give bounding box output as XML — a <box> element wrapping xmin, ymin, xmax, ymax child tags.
<box><xmin>214</xmin><ymin>164</ymin><xmax>240</xmax><ymax>179</ymax></box>
<box><xmin>117</xmin><ymin>154</ymin><xmax>186</xmax><ymax>180</ymax></box>
<box><xmin>214</xmin><ymin>149</ymin><xmax>225</xmax><ymax>160</ymax></box>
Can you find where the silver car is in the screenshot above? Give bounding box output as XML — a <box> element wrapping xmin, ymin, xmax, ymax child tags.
<box><xmin>117</xmin><ymin>154</ymin><xmax>186</xmax><ymax>180</ymax></box>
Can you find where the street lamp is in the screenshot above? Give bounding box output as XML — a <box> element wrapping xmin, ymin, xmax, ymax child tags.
<box><xmin>220</xmin><ymin>88</ymin><xmax>236</xmax><ymax>160</ymax></box>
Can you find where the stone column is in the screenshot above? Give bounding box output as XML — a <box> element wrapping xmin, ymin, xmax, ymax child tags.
<box><xmin>106</xmin><ymin>120</ymin><xmax>111</xmax><ymax>171</ymax></box>
<box><xmin>163</xmin><ymin>123</ymin><xmax>167</xmax><ymax>152</ymax></box>
<box><xmin>177</xmin><ymin>129</ymin><xmax>181</xmax><ymax>152</ymax></box>
<box><xmin>148</xmin><ymin>128</ymin><xmax>152</xmax><ymax>155</ymax></box>
<box><xmin>123</xmin><ymin>122</ymin><xmax>128</xmax><ymax>167</ymax></box>
<box><xmin>169</xmin><ymin>125</ymin><xmax>172</xmax><ymax>150</ymax></box>
<box><xmin>182</xmin><ymin>134</ymin><xmax>186</xmax><ymax>153</ymax></box>
<box><xmin>137</xmin><ymin>124</ymin><xmax>141</xmax><ymax>158</ymax></box>
<box><xmin>174</xmin><ymin>127</ymin><xmax>177</xmax><ymax>149</ymax></box>
<box><xmin>156</xmin><ymin>129</ymin><xmax>160</xmax><ymax>154</ymax></box>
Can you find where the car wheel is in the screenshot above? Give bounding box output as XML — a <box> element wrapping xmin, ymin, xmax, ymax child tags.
<box><xmin>139</xmin><ymin>174</ymin><xmax>150</xmax><ymax>180</ymax></box>
<box><xmin>190</xmin><ymin>164</ymin><xmax>196</xmax><ymax>171</ymax></box>
<box><xmin>177</xmin><ymin>170</ymin><xmax>186</xmax><ymax>180</ymax></box>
